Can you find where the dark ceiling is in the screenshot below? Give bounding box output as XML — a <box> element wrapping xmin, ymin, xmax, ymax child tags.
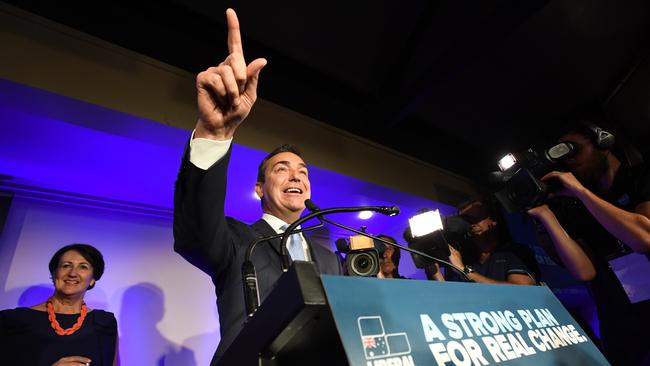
<box><xmin>7</xmin><ymin>0</ymin><xmax>650</xmax><ymax>186</ymax></box>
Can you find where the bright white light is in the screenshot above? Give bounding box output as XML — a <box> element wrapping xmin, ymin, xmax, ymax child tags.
<box><xmin>408</xmin><ymin>209</ymin><xmax>443</xmax><ymax>237</ymax></box>
<box><xmin>358</xmin><ymin>211</ymin><xmax>373</xmax><ymax>220</ymax></box>
<box><xmin>498</xmin><ymin>153</ymin><xmax>517</xmax><ymax>171</ymax></box>
<box><xmin>252</xmin><ymin>191</ymin><xmax>261</xmax><ymax>200</ymax></box>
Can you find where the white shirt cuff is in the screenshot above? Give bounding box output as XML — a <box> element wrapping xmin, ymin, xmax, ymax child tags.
<box><xmin>189</xmin><ymin>130</ymin><xmax>232</xmax><ymax>170</ymax></box>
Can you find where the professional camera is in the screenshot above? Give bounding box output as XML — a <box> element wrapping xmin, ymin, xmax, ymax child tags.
<box><xmin>404</xmin><ymin>209</ymin><xmax>472</xmax><ymax>268</ymax></box>
<box><xmin>489</xmin><ymin>142</ymin><xmax>576</xmax><ymax>213</ymax></box>
<box><xmin>335</xmin><ymin>234</ymin><xmax>381</xmax><ymax>277</ymax></box>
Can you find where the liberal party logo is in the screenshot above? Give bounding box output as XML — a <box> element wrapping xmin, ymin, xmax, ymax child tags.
<box><xmin>358</xmin><ymin>316</ymin><xmax>414</xmax><ymax>365</ymax></box>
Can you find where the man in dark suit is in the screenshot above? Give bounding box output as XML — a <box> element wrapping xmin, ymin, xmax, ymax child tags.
<box><xmin>172</xmin><ymin>8</ymin><xmax>342</xmax><ymax>364</ymax></box>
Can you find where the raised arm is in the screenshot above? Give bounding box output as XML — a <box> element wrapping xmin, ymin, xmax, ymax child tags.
<box><xmin>174</xmin><ymin>8</ymin><xmax>265</xmax><ymax>276</ymax></box>
<box><xmin>541</xmin><ymin>170</ymin><xmax>650</xmax><ymax>253</ymax></box>
<box><xmin>527</xmin><ymin>204</ymin><xmax>596</xmax><ymax>281</ymax></box>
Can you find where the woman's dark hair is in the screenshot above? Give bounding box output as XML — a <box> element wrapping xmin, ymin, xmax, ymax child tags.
<box><xmin>48</xmin><ymin>244</ymin><xmax>105</xmax><ymax>290</ymax></box>
<box><xmin>377</xmin><ymin>234</ymin><xmax>402</xmax><ymax>278</ymax></box>
<box><xmin>377</xmin><ymin>234</ymin><xmax>401</xmax><ymax>265</ymax></box>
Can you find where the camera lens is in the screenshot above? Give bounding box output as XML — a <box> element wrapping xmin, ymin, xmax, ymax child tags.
<box><xmin>350</xmin><ymin>252</ymin><xmax>378</xmax><ymax>277</ymax></box>
<box><xmin>357</xmin><ymin>256</ymin><xmax>370</xmax><ymax>269</ymax></box>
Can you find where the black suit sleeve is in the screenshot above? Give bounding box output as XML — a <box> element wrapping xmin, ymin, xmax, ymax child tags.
<box><xmin>173</xmin><ymin>142</ymin><xmax>237</xmax><ymax>278</ymax></box>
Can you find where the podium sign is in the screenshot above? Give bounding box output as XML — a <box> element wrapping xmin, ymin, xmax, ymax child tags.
<box><xmin>322</xmin><ymin>276</ymin><xmax>609</xmax><ymax>366</ymax></box>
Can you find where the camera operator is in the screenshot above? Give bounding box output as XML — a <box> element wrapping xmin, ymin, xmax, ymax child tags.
<box><xmin>375</xmin><ymin>235</ymin><xmax>408</xmax><ymax>279</ymax></box>
<box><xmin>440</xmin><ymin>198</ymin><xmax>538</xmax><ymax>285</ymax></box>
<box><xmin>527</xmin><ymin>122</ymin><xmax>650</xmax><ymax>366</ymax></box>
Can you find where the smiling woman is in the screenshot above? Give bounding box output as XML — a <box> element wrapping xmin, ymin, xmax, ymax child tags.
<box><xmin>0</xmin><ymin>244</ymin><xmax>119</xmax><ymax>366</ymax></box>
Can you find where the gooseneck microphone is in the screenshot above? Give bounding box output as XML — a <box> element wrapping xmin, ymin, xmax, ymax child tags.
<box><xmin>304</xmin><ymin>199</ymin><xmax>319</xmax><ymax>212</ymax></box>
<box><xmin>305</xmin><ymin>199</ymin><xmax>472</xmax><ymax>281</ymax></box>
<box><xmin>279</xmin><ymin>200</ymin><xmax>401</xmax><ymax>272</ymax></box>
<box><xmin>304</xmin><ymin>199</ymin><xmax>399</xmax><ymax>216</ymax></box>
<box><xmin>242</xmin><ymin>220</ymin><xmax>323</xmax><ymax>317</ymax></box>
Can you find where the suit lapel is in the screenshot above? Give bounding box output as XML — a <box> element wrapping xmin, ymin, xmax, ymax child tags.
<box><xmin>251</xmin><ymin>219</ymin><xmax>282</xmax><ymax>257</ymax></box>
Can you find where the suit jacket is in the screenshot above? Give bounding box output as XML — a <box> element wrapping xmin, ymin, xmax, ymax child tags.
<box><xmin>173</xmin><ymin>144</ymin><xmax>342</xmax><ymax>364</ymax></box>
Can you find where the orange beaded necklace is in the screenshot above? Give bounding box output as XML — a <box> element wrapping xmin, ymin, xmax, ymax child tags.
<box><xmin>46</xmin><ymin>298</ymin><xmax>88</xmax><ymax>336</ymax></box>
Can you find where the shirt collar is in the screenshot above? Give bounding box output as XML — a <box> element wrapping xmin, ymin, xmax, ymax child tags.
<box><xmin>262</xmin><ymin>213</ymin><xmax>301</xmax><ymax>234</ymax></box>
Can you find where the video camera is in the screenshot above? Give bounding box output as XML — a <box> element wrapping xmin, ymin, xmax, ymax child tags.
<box><xmin>335</xmin><ymin>234</ymin><xmax>383</xmax><ymax>277</ymax></box>
<box><xmin>335</xmin><ymin>209</ymin><xmax>476</xmax><ymax>275</ymax></box>
<box><xmin>489</xmin><ymin>142</ymin><xmax>577</xmax><ymax>213</ymax></box>
<box><xmin>404</xmin><ymin>209</ymin><xmax>472</xmax><ymax>268</ymax></box>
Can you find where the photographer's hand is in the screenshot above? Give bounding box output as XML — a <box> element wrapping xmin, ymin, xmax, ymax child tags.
<box><xmin>448</xmin><ymin>245</ymin><xmax>464</xmax><ymax>269</ymax></box>
<box><xmin>540</xmin><ymin>171</ymin><xmax>650</xmax><ymax>252</ymax></box>
<box><xmin>425</xmin><ymin>263</ymin><xmax>445</xmax><ymax>281</ymax></box>
<box><xmin>527</xmin><ymin>204</ymin><xmax>553</xmax><ymax>220</ymax></box>
<box><xmin>540</xmin><ymin>171</ymin><xmax>586</xmax><ymax>199</ymax></box>
<box><xmin>527</xmin><ymin>204</ymin><xmax>597</xmax><ymax>281</ymax></box>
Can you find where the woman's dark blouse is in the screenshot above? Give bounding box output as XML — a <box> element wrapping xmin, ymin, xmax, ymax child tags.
<box><xmin>0</xmin><ymin>307</ymin><xmax>117</xmax><ymax>366</ymax></box>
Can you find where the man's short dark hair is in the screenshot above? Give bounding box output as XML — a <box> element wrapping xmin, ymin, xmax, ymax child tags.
<box><xmin>256</xmin><ymin>144</ymin><xmax>304</xmax><ymax>182</ymax></box>
<box><xmin>48</xmin><ymin>243</ymin><xmax>105</xmax><ymax>290</ymax></box>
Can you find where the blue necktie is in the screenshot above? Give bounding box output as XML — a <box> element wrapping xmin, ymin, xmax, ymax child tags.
<box><xmin>281</xmin><ymin>224</ymin><xmax>305</xmax><ymax>261</ymax></box>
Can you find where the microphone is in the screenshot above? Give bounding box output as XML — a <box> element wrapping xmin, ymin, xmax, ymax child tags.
<box><xmin>304</xmin><ymin>199</ymin><xmax>320</xmax><ymax>212</ymax></box>
<box><xmin>279</xmin><ymin>200</ymin><xmax>402</xmax><ymax>272</ymax></box>
<box><xmin>304</xmin><ymin>200</ymin><xmax>472</xmax><ymax>281</ymax></box>
<box><xmin>304</xmin><ymin>199</ymin><xmax>400</xmax><ymax>216</ymax></box>
<box><xmin>242</xmin><ymin>220</ymin><xmax>323</xmax><ymax>317</ymax></box>
<box><xmin>377</xmin><ymin>205</ymin><xmax>400</xmax><ymax>216</ymax></box>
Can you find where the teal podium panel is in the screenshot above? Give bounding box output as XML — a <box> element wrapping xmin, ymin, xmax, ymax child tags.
<box><xmin>322</xmin><ymin>276</ymin><xmax>609</xmax><ymax>366</ymax></box>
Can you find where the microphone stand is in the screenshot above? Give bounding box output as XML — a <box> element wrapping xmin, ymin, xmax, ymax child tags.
<box><xmin>242</xmin><ymin>221</ymin><xmax>324</xmax><ymax>317</ymax></box>
<box><xmin>279</xmin><ymin>204</ymin><xmax>399</xmax><ymax>272</ymax></box>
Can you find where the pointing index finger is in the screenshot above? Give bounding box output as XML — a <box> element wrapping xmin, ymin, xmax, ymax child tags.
<box><xmin>226</xmin><ymin>8</ymin><xmax>244</xmax><ymax>55</ymax></box>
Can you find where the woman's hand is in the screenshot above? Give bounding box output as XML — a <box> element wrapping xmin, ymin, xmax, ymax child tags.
<box><xmin>52</xmin><ymin>356</ymin><xmax>92</xmax><ymax>366</ymax></box>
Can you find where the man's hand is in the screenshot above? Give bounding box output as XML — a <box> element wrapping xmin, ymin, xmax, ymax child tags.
<box><xmin>195</xmin><ymin>8</ymin><xmax>267</xmax><ymax>140</ymax></box>
<box><xmin>540</xmin><ymin>171</ymin><xmax>587</xmax><ymax>199</ymax></box>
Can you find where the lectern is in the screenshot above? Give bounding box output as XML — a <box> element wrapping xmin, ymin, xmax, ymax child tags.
<box><xmin>217</xmin><ymin>262</ymin><xmax>347</xmax><ymax>365</ymax></box>
<box><xmin>219</xmin><ymin>262</ymin><xmax>610</xmax><ymax>366</ymax></box>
